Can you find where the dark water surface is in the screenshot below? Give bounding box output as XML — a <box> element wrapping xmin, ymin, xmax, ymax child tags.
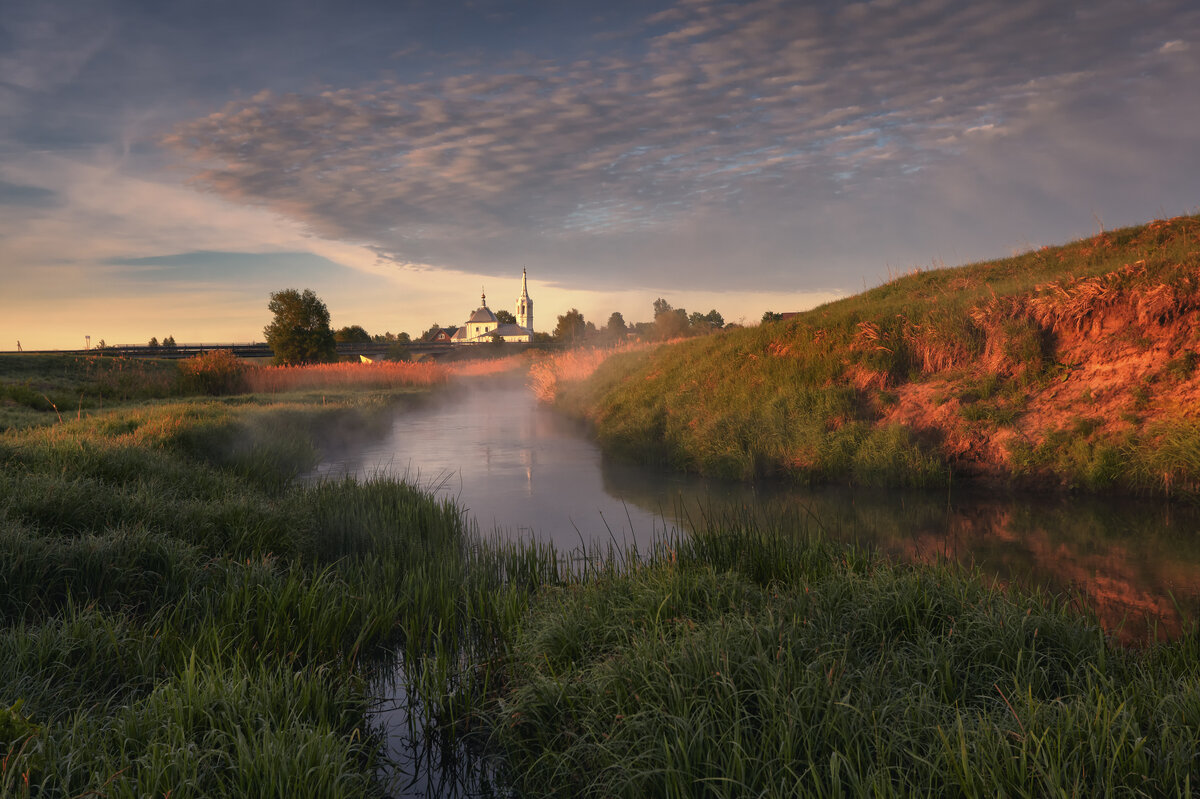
<box><xmin>313</xmin><ymin>380</ymin><xmax>1200</xmax><ymax>795</ymax></box>
<box><xmin>316</xmin><ymin>382</ymin><xmax>1200</xmax><ymax>640</ymax></box>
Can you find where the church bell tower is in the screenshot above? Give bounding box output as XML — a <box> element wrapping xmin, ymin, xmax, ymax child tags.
<box><xmin>516</xmin><ymin>268</ymin><xmax>533</xmax><ymax>333</ymax></box>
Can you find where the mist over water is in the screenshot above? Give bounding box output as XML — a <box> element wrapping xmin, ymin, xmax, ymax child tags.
<box><xmin>310</xmin><ymin>380</ymin><xmax>683</xmax><ymax>551</ymax></box>
<box><xmin>314</xmin><ymin>381</ymin><xmax>1200</xmax><ymax>642</ymax></box>
<box><xmin>313</xmin><ymin>380</ymin><xmax>1200</xmax><ymax>796</ymax></box>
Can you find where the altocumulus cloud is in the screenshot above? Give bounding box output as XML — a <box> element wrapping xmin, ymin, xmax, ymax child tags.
<box><xmin>165</xmin><ymin>0</ymin><xmax>1200</xmax><ymax>290</ymax></box>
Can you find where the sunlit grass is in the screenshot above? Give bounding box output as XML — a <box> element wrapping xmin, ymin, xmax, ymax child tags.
<box><xmin>245</xmin><ymin>360</ymin><xmax>450</xmax><ymax>393</ymax></box>
<box><xmin>5</xmin><ymin>351</ymin><xmax>1200</xmax><ymax>795</ymax></box>
<box><xmin>553</xmin><ymin>214</ymin><xmax>1200</xmax><ymax>495</ymax></box>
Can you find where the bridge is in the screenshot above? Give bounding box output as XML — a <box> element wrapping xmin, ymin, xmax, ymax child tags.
<box><xmin>1</xmin><ymin>342</ymin><xmax>455</xmax><ymax>359</ymax></box>
<box><xmin>1</xmin><ymin>341</ymin><xmax>552</xmax><ymax>360</ymax></box>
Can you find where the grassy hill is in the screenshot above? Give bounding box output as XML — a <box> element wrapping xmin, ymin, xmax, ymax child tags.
<box><xmin>557</xmin><ymin>214</ymin><xmax>1200</xmax><ymax>497</ymax></box>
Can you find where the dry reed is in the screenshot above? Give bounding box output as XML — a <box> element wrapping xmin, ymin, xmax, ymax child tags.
<box><xmin>528</xmin><ymin>343</ymin><xmax>650</xmax><ymax>403</ymax></box>
<box><xmin>245</xmin><ymin>361</ymin><xmax>449</xmax><ymax>393</ymax></box>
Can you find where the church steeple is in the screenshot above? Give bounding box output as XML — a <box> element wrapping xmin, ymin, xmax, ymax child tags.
<box><xmin>516</xmin><ymin>268</ymin><xmax>533</xmax><ymax>333</ymax></box>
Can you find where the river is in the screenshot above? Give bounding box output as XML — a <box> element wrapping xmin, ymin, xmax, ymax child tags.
<box><xmin>312</xmin><ymin>378</ymin><xmax>1200</xmax><ymax>795</ymax></box>
<box><xmin>314</xmin><ymin>380</ymin><xmax>1200</xmax><ymax>640</ymax></box>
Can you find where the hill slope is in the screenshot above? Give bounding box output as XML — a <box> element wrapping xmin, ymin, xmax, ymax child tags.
<box><xmin>557</xmin><ymin>214</ymin><xmax>1200</xmax><ymax>498</ymax></box>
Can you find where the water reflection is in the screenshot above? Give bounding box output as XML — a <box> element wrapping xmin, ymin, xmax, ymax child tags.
<box><xmin>316</xmin><ymin>381</ymin><xmax>1200</xmax><ymax>641</ymax></box>
<box><xmin>317</xmin><ymin>380</ymin><xmax>1200</xmax><ymax>797</ymax></box>
<box><xmin>601</xmin><ymin>463</ymin><xmax>1200</xmax><ymax>642</ymax></box>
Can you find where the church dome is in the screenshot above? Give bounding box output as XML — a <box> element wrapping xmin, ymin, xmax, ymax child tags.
<box><xmin>467</xmin><ymin>306</ymin><xmax>498</xmax><ymax>323</ymax></box>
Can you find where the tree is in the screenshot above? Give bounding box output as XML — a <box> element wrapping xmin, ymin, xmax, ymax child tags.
<box><xmin>495</xmin><ymin>309</ymin><xmax>517</xmax><ymax>325</ymax></box>
<box><xmin>163</xmin><ymin>335</ymin><xmax>177</xmax><ymax>350</ymax></box>
<box><xmin>264</xmin><ymin>288</ymin><xmax>337</xmax><ymax>365</ymax></box>
<box><xmin>147</xmin><ymin>336</ymin><xmax>160</xmax><ymax>349</ymax></box>
<box><xmin>653</xmin><ymin>297</ymin><xmax>690</xmax><ymax>339</ymax></box>
<box><xmin>689</xmin><ymin>309</ymin><xmax>725</xmax><ymax>334</ymax></box>
<box><xmin>335</xmin><ymin>324</ymin><xmax>371</xmax><ymax>343</ymax></box>
<box><xmin>419</xmin><ymin>323</ymin><xmax>444</xmax><ymax>342</ymax></box>
<box><xmin>384</xmin><ymin>341</ymin><xmax>411</xmax><ymax>362</ymax></box>
<box><xmin>606</xmin><ymin>311</ymin><xmax>628</xmax><ymax>340</ymax></box>
<box><xmin>761</xmin><ymin>311</ymin><xmax>783</xmax><ymax>323</ymax></box>
<box><xmin>553</xmin><ymin>308</ymin><xmax>588</xmax><ymax>345</ymax></box>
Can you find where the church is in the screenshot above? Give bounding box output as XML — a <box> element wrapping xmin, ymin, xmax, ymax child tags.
<box><xmin>450</xmin><ymin>269</ymin><xmax>535</xmax><ymax>344</ymax></box>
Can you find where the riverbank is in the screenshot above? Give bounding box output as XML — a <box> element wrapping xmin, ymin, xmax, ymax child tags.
<box><xmin>551</xmin><ymin>215</ymin><xmax>1200</xmax><ymax>499</ymax></box>
<box><xmin>0</xmin><ymin>385</ymin><xmax>475</xmax><ymax>795</ymax></box>
<box><xmin>3</xmin><ymin>363</ymin><xmax>1200</xmax><ymax>795</ymax></box>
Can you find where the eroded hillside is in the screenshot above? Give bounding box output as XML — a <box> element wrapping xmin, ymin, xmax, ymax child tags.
<box><xmin>557</xmin><ymin>215</ymin><xmax>1200</xmax><ymax>497</ymax></box>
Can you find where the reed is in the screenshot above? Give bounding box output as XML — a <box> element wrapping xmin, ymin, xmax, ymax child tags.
<box><xmin>489</xmin><ymin>521</ymin><xmax>1200</xmax><ymax>798</ymax></box>
<box><xmin>244</xmin><ymin>360</ymin><xmax>449</xmax><ymax>393</ymax></box>
<box><xmin>5</xmin><ymin>358</ymin><xmax>1200</xmax><ymax>796</ymax></box>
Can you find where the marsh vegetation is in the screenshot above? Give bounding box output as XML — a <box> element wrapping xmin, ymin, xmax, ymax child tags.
<box><xmin>4</xmin><ymin>213</ymin><xmax>1200</xmax><ymax>799</ymax></box>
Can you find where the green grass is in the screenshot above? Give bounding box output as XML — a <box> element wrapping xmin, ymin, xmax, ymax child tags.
<box><xmin>0</xmin><ymin>384</ymin><xmax>497</xmax><ymax>796</ymax></box>
<box><xmin>555</xmin><ymin>214</ymin><xmax>1200</xmax><ymax>496</ymax></box>
<box><xmin>489</xmin><ymin>521</ymin><xmax>1200</xmax><ymax>797</ymax></box>
<box><xmin>4</xmin><ymin>359</ymin><xmax>1200</xmax><ymax>795</ymax></box>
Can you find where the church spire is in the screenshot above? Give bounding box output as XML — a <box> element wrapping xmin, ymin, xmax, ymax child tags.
<box><xmin>516</xmin><ymin>268</ymin><xmax>533</xmax><ymax>333</ymax></box>
<box><xmin>481</xmin><ymin>287</ymin><xmax>487</xmax><ymax>307</ymax></box>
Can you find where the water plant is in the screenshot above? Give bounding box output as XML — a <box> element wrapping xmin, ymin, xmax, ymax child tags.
<box><xmin>4</xmin><ymin>354</ymin><xmax>1200</xmax><ymax>796</ymax></box>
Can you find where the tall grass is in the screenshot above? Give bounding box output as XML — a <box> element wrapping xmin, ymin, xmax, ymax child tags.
<box><xmin>488</xmin><ymin>520</ymin><xmax>1200</xmax><ymax>797</ymax></box>
<box><xmin>245</xmin><ymin>360</ymin><xmax>449</xmax><ymax>393</ymax></box>
<box><xmin>551</xmin><ymin>214</ymin><xmax>1200</xmax><ymax>495</ymax></box>
<box><xmin>5</xmin><ymin>357</ymin><xmax>1200</xmax><ymax>795</ymax></box>
<box><xmin>0</xmin><ymin>389</ymin><xmax>490</xmax><ymax>795</ymax></box>
<box><xmin>529</xmin><ymin>342</ymin><xmax>655</xmax><ymax>403</ymax></box>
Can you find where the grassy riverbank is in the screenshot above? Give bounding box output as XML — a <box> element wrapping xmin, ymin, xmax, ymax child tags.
<box><xmin>553</xmin><ymin>215</ymin><xmax>1200</xmax><ymax>498</ymax></box>
<box><xmin>0</xmin><ymin>386</ymin><xmax>456</xmax><ymax>795</ymax></box>
<box><xmin>3</xmin><ymin>355</ymin><xmax>1200</xmax><ymax>795</ymax></box>
<box><xmin>494</xmin><ymin>523</ymin><xmax>1200</xmax><ymax>797</ymax></box>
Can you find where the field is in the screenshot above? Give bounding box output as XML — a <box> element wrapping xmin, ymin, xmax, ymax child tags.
<box><xmin>552</xmin><ymin>215</ymin><xmax>1200</xmax><ymax>498</ymax></box>
<box><xmin>3</xmin><ymin>352</ymin><xmax>1200</xmax><ymax>795</ymax></box>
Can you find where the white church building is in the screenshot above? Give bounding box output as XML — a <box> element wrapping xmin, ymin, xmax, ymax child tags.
<box><xmin>450</xmin><ymin>269</ymin><xmax>535</xmax><ymax>344</ymax></box>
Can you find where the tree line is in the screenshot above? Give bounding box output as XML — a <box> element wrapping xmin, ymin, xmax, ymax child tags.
<box><xmin>143</xmin><ymin>288</ymin><xmax>758</xmax><ymax>366</ymax></box>
<box><xmin>549</xmin><ymin>298</ymin><xmax>732</xmax><ymax>347</ymax></box>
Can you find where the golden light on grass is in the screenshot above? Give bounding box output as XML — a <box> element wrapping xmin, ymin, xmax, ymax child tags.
<box><xmin>245</xmin><ymin>360</ymin><xmax>449</xmax><ymax>393</ymax></box>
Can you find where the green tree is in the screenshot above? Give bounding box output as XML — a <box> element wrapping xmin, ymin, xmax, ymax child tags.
<box><xmin>606</xmin><ymin>311</ymin><xmax>628</xmax><ymax>340</ymax></box>
<box><xmin>496</xmin><ymin>309</ymin><xmax>517</xmax><ymax>325</ymax></box>
<box><xmin>264</xmin><ymin>288</ymin><xmax>337</xmax><ymax>365</ymax></box>
<box><xmin>554</xmin><ymin>308</ymin><xmax>588</xmax><ymax>345</ymax></box>
<box><xmin>163</xmin><ymin>335</ymin><xmax>177</xmax><ymax>350</ymax></box>
<box><xmin>689</xmin><ymin>309</ymin><xmax>725</xmax><ymax>334</ymax></box>
<box><xmin>384</xmin><ymin>341</ymin><xmax>411</xmax><ymax>362</ymax></box>
<box><xmin>334</xmin><ymin>325</ymin><xmax>371</xmax><ymax>343</ymax></box>
<box><xmin>147</xmin><ymin>336</ymin><xmax>160</xmax><ymax>349</ymax></box>
<box><xmin>654</xmin><ymin>298</ymin><xmax>690</xmax><ymax>339</ymax></box>
<box><xmin>761</xmin><ymin>310</ymin><xmax>783</xmax><ymax>323</ymax></box>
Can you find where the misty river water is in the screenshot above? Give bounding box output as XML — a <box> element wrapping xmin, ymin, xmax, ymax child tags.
<box><xmin>311</xmin><ymin>377</ymin><xmax>1200</xmax><ymax>796</ymax></box>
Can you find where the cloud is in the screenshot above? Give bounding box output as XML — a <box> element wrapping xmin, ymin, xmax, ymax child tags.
<box><xmin>0</xmin><ymin>179</ymin><xmax>60</xmax><ymax>208</ymax></box>
<box><xmin>150</xmin><ymin>0</ymin><xmax>1200</xmax><ymax>291</ymax></box>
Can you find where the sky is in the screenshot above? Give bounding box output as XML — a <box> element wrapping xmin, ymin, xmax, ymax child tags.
<box><xmin>2</xmin><ymin>0</ymin><xmax>1198</xmax><ymax>350</ymax></box>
